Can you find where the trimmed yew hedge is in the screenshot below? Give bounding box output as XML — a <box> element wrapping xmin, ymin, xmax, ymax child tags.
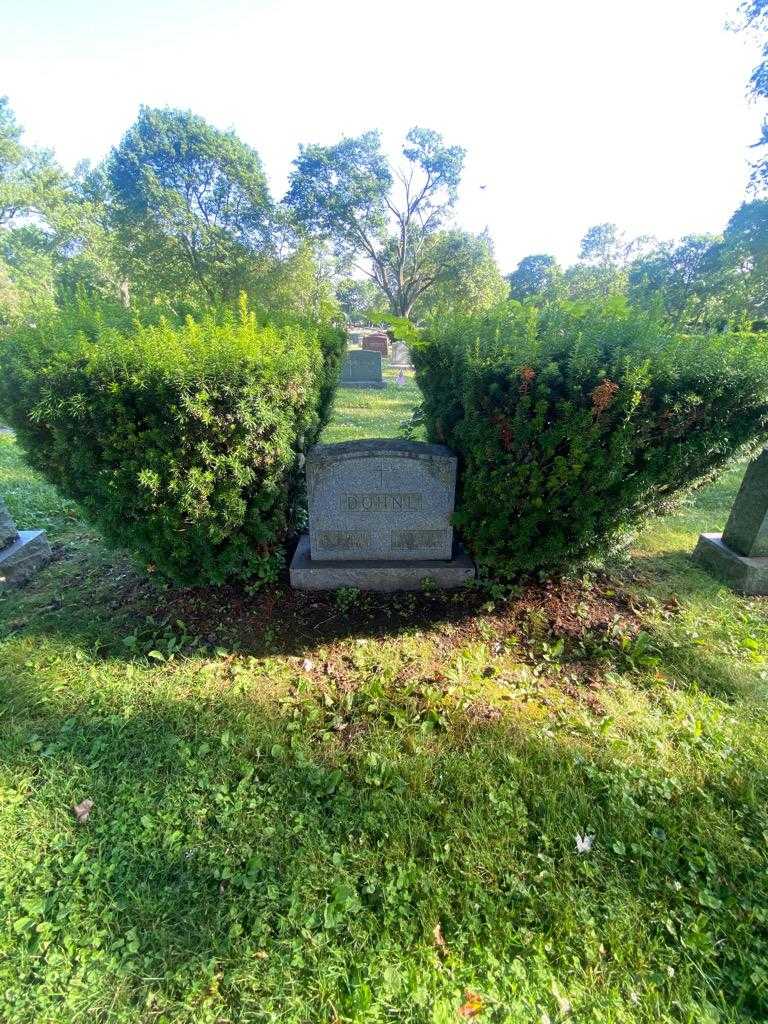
<box><xmin>413</xmin><ymin>300</ymin><xmax>768</xmax><ymax>577</ymax></box>
<box><xmin>0</xmin><ymin>299</ymin><xmax>344</xmax><ymax>585</ymax></box>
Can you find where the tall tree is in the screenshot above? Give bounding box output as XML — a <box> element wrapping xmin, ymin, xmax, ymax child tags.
<box><xmin>0</xmin><ymin>97</ymin><xmax>64</xmax><ymax>229</ymax></box>
<box><xmin>336</xmin><ymin>278</ymin><xmax>383</xmax><ymax>321</ymax></box>
<box><xmin>578</xmin><ymin>223</ymin><xmax>625</xmax><ymax>268</ymax></box>
<box><xmin>285</xmin><ymin>128</ymin><xmax>470</xmax><ymax>318</ymax></box>
<box><xmin>506</xmin><ymin>254</ymin><xmax>559</xmax><ymax>300</ymax></box>
<box><xmin>0</xmin><ymin>98</ymin><xmax>119</xmax><ymax>330</ymax></box>
<box><xmin>561</xmin><ymin>223</ymin><xmax>653</xmax><ymax>301</ymax></box>
<box><xmin>719</xmin><ymin>199</ymin><xmax>768</xmax><ymax>321</ymax></box>
<box><xmin>741</xmin><ymin>0</ymin><xmax>768</xmax><ymax>90</ymax></box>
<box><xmin>409</xmin><ymin>230</ymin><xmax>507</xmax><ymax>321</ymax></box>
<box><xmin>105</xmin><ymin>107</ymin><xmax>283</xmax><ymax>306</ymax></box>
<box><xmin>628</xmin><ymin>235</ymin><xmax>723</xmax><ymax>327</ymax></box>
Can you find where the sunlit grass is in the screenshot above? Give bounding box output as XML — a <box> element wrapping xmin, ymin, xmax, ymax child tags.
<box><xmin>321</xmin><ymin>365</ymin><xmax>422</xmax><ymax>443</ymax></box>
<box><xmin>0</xmin><ymin>395</ymin><xmax>767</xmax><ymax>1022</ymax></box>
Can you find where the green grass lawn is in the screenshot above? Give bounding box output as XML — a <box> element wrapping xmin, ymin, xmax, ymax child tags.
<box><xmin>0</xmin><ymin>381</ymin><xmax>767</xmax><ymax>1023</ymax></box>
<box><xmin>321</xmin><ymin>366</ymin><xmax>423</xmax><ymax>443</ymax></box>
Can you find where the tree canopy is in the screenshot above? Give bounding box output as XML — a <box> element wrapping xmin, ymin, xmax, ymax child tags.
<box><xmin>736</xmin><ymin>1</ymin><xmax>768</xmax><ymax>188</ymax></box>
<box><xmin>507</xmin><ymin>254</ymin><xmax>559</xmax><ymax>301</ymax></box>
<box><xmin>2</xmin><ymin>93</ymin><xmax>767</xmax><ymax>337</ymax></box>
<box><xmin>0</xmin><ymin>98</ymin><xmax>120</xmax><ymax>330</ymax></box>
<box><xmin>105</xmin><ymin>106</ymin><xmax>282</xmax><ymax>306</ymax></box>
<box><xmin>409</xmin><ymin>230</ymin><xmax>507</xmax><ymax>321</ymax></box>
<box><xmin>285</xmin><ymin>127</ymin><xmax>469</xmax><ymax>318</ymax></box>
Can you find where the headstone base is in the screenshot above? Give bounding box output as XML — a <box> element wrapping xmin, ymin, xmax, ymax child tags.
<box><xmin>289</xmin><ymin>534</ymin><xmax>475</xmax><ymax>592</ymax></box>
<box><xmin>693</xmin><ymin>532</ymin><xmax>768</xmax><ymax>595</ymax></box>
<box><xmin>339</xmin><ymin>380</ymin><xmax>386</xmax><ymax>389</ymax></box>
<box><xmin>0</xmin><ymin>530</ymin><xmax>52</xmax><ymax>588</ymax></box>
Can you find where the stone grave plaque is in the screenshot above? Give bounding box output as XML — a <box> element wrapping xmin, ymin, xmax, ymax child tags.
<box><xmin>340</xmin><ymin>349</ymin><xmax>385</xmax><ymax>389</ymax></box>
<box><xmin>0</xmin><ymin>495</ymin><xmax>52</xmax><ymax>588</ymax></box>
<box><xmin>307</xmin><ymin>440</ymin><xmax>456</xmax><ymax>561</ymax></box>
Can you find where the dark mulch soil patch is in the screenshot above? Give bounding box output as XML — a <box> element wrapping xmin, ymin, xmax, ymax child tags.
<box><xmin>3</xmin><ymin>526</ymin><xmax>657</xmax><ymax>710</ymax></box>
<box><xmin>147</xmin><ymin>570</ymin><xmax>650</xmax><ymax>680</ymax></box>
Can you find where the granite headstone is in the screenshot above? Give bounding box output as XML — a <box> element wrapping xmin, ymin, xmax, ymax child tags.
<box><xmin>340</xmin><ymin>349</ymin><xmax>385</xmax><ymax>389</ymax></box>
<box><xmin>308</xmin><ymin>440</ymin><xmax>456</xmax><ymax>561</ymax></box>
<box><xmin>722</xmin><ymin>449</ymin><xmax>768</xmax><ymax>557</ymax></box>
<box><xmin>290</xmin><ymin>439</ymin><xmax>475</xmax><ymax>591</ymax></box>
<box><xmin>0</xmin><ymin>499</ymin><xmax>19</xmax><ymax>550</ymax></box>
<box><xmin>362</xmin><ymin>333</ymin><xmax>389</xmax><ymax>357</ymax></box>
<box><xmin>694</xmin><ymin>447</ymin><xmax>768</xmax><ymax>594</ymax></box>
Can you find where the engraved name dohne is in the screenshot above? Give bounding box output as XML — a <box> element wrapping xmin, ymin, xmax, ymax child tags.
<box><xmin>317</xmin><ymin>530</ymin><xmax>370</xmax><ymax>551</ymax></box>
<box><xmin>342</xmin><ymin>492</ymin><xmax>423</xmax><ymax>512</ymax></box>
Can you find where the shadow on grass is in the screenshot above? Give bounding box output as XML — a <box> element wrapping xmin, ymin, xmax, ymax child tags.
<box><xmin>0</xmin><ymin>552</ymin><xmax>491</xmax><ymax>662</ymax></box>
<box><xmin>1</xmin><ymin>665</ymin><xmax>767</xmax><ymax>1021</ymax></box>
<box><xmin>3</xmin><ymin>534</ymin><xmax>766</xmax><ymax>718</ymax></box>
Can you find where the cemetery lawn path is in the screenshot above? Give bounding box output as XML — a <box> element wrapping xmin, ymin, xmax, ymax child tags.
<box><xmin>321</xmin><ymin>366</ymin><xmax>423</xmax><ymax>443</ymax></box>
<box><xmin>0</xmin><ymin>387</ymin><xmax>767</xmax><ymax>1023</ymax></box>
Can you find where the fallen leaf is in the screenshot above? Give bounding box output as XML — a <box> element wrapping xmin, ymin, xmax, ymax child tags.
<box><xmin>302</xmin><ymin>658</ymin><xmax>315</xmax><ymax>672</ymax></box>
<box><xmin>433</xmin><ymin>921</ymin><xmax>447</xmax><ymax>955</ymax></box>
<box><xmin>458</xmin><ymin>990</ymin><xmax>483</xmax><ymax>1018</ymax></box>
<box><xmin>73</xmin><ymin>798</ymin><xmax>93</xmax><ymax>824</ymax></box>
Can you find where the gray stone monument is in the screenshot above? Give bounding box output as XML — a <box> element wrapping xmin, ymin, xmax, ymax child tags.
<box><xmin>290</xmin><ymin>439</ymin><xmax>475</xmax><ymax>591</ymax></box>
<box><xmin>0</xmin><ymin>495</ymin><xmax>52</xmax><ymax>588</ymax></box>
<box><xmin>340</xmin><ymin>350</ymin><xmax>385</xmax><ymax>389</ymax></box>
<box><xmin>693</xmin><ymin>448</ymin><xmax>768</xmax><ymax>594</ymax></box>
<box><xmin>390</xmin><ymin>341</ymin><xmax>412</xmax><ymax>367</ymax></box>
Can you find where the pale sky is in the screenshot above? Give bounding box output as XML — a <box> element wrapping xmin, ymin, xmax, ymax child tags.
<box><xmin>2</xmin><ymin>0</ymin><xmax>765</xmax><ymax>271</ymax></box>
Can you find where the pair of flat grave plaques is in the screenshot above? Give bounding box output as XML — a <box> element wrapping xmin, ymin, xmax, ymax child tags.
<box><xmin>290</xmin><ymin>439</ymin><xmax>475</xmax><ymax>591</ymax></box>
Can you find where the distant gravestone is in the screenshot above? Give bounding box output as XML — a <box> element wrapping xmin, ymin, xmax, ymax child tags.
<box><xmin>340</xmin><ymin>349</ymin><xmax>385</xmax><ymax>389</ymax></box>
<box><xmin>694</xmin><ymin>448</ymin><xmax>768</xmax><ymax>594</ymax></box>
<box><xmin>362</xmin><ymin>333</ymin><xmax>389</xmax><ymax>357</ymax></box>
<box><xmin>0</xmin><ymin>495</ymin><xmax>52</xmax><ymax>588</ymax></box>
<box><xmin>290</xmin><ymin>439</ymin><xmax>475</xmax><ymax>591</ymax></box>
<box><xmin>390</xmin><ymin>341</ymin><xmax>412</xmax><ymax>367</ymax></box>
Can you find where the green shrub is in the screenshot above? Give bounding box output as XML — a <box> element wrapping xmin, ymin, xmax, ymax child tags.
<box><xmin>0</xmin><ymin>298</ymin><xmax>344</xmax><ymax>585</ymax></box>
<box><xmin>413</xmin><ymin>299</ymin><xmax>768</xmax><ymax>577</ymax></box>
